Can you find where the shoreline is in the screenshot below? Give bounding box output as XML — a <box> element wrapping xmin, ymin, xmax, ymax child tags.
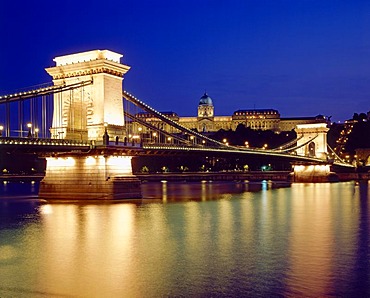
<box><xmin>0</xmin><ymin>171</ymin><xmax>369</xmax><ymax>183</ymax></box>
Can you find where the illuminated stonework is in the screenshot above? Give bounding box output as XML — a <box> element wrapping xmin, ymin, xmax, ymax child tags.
<box><xmin>291</xmin><ymin>164</ymin><xmax>338</xmax><ymax>182</ymax></box>
<box><xmin>295</xmin><ymin>123</ymin><xmax>329</xmax><ymax>159</ymax></box>
<box><xmin>39</xmin><ymin>155</ymin><xmax>141</xmax><ymax>200</ymax></box>
<box><xmin>46</xmin><ymin>50</ymin><xmax>130</xmax><ymax>141</ymax></box>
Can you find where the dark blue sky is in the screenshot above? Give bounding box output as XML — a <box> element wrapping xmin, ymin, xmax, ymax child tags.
<box><xmin>1</xmin><ymin>0</ymin><xmax>369</xmax><ymax>121</ymax></box>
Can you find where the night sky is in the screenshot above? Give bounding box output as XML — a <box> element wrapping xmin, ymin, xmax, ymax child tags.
<box><xmin>1</xmin><ymin>0</ymin><xmax>370</xmax><ymax>122</ymax></box>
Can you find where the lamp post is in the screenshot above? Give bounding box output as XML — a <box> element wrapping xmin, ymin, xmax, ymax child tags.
<box><xmin>138</xmin><ymin>127</ymin><xmax>143</xmax><ymax>145</ymax></box>
<box><xmin>0</xmin><ymin>125</ymin><xmax>3</xmax><ymax>137</ymax></box>
<box><xmin>27</xmin><ymin>123</ymin><xmax>32</xmax><ymax>138</ymax></box>
<box><xmin>103</xmin><ymin>122</ymin><xmax>109</xmax><ymax>145</ymax></box>
<box><xmin>34</xmin><ymin>128</ymin><xmax>39</xmax><ymax>138</ymax></box>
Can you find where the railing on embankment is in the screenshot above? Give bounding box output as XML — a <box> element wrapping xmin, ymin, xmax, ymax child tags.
<box><xmin>135</xmin><ymin>171</ymin><xmax>292</xmax><ymax>182</ymax></box>
<box><xmin>336</xmin><ymin>172</ymin><xmax>370</xmax><ymax>181</ymax></box>
<box><xmin>136</xmin><ymin>171</ymin><xmax>370</xmax><ymax>182</ymax></box>
<box><xmin>1</xmin><ymin>172</ymin><xmax>369</xmax><ymax>183</ymax></box>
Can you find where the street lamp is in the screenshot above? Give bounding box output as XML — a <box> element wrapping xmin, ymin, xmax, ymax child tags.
<box><xmin>0</xmin><ymin>125</ymin><xmax>3</xmax><ymax>137</ymax></box>
<box><xmin>34</xmin><ymin>128</ymin><xmax>39</xmax><ymax>138</ymax></box>
<box><xmin>103</xmin><ymin>122</ymin><xmax>109</xmax><ymax>145</ymax></box>
<box><xmin>138</xmin><ymin>127</ymin><xmax>143</xmax><ymax>144</ymax></box>
<box><xmin>152</xmin><ymin>132</ymin><xmax>157</xmax><ymax>143</ymax></box>
<box><xmin>27</xmin><ymin>123</ymin><xmax>32</xmax><ymax>138</ymax></box>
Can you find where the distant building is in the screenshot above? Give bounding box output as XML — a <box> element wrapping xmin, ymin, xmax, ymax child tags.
<box><xmin>135</xmin><ymin>93</ymin><xmax>326</xmax><ymax>133</ymax></box>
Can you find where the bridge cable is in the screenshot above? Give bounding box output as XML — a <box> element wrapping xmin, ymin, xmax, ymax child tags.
<box><xmin>123</xmin><ymin>91</ymin><xmax>227</xmax><ymax>148</ymax></box>
<box><xmin>124</xmin><ymin>111</ymin><xmax>192</xmax><ymax>145</ymax></box>
<box><xmin>271</xmin><ymin>134</ymin><xmax>304</xmax><ymax>151</ymax></box>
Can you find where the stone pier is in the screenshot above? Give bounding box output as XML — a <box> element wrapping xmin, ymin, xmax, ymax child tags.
<box><xmin>289</xmin><ymin>164</ymin><xmax>339</xmax><ymax>183</ymax></box>
<box><xmin>39</xmin><ymin>154</ymin><xmax>142</xmax><ymax>201</ymax></box>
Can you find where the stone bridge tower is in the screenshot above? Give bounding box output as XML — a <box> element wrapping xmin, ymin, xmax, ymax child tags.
<box><xmin>291</xmin><ymin>123</ymin><xmax>338</xmax><ymax>182</ymax></box>
<box><xmin>46</xmin><ymin>50</ymin><xmax>130</xmax><ymax>141</ymax></box>
<box><xmin>295</xmin><ymin>123</ymin><xmax>329</xmax><ymax>159</ymax></box>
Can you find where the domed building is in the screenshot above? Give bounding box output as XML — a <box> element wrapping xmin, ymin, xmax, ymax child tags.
<box><xmin>197</xmin><ymin>93</ymin><xmax>214</xmax><ymax>132</ymax></box>
<box><xmin>198</xmin><ymin>92</ymin><xmax>214</xmax><ymax>116</ymax></box>
<box><xmin>134</xmin><ymin>92</ymin><xmax>326</xmax><ymax>135</ymax></box>
<box><xmin>179</xmin><ymin>92</ymin><xmax>233</xmax><ymax>132</ymax></box>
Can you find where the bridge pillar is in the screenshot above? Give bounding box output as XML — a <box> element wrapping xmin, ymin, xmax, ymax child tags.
<box><xmin>45</xmin><ymin>50</ymin><xmax>130</xmax><ymax>142</ymax></box>
<box><xmin>291</xmin><ymin>123</ymin><xmax>338</xmax><ymax>182</ymax></box>
<box><xmin>39</xmin><ymin>154</ymin><xmax>142</xmax><ymax>201</ymax></box>
<box><xmin>295</xmin><ymin>123</ymin><xmax>329</xmax><ymax>159</ymax></box>
<box><xmin>290</xmin><ymin>164</ymin><xmax>338</xmax><ymax>182</ymax></box>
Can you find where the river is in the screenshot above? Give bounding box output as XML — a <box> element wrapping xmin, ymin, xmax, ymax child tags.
<box><xmin>0</xmin><ymin>180</ymin><xmax>369</xmax><ymax>297</ymax></box>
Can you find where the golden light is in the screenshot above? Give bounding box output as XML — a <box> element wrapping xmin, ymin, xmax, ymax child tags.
<box><xmin>138</xmin><ymin>127</ymin><xmax>142</xmax><ymax>132</ymax></box>
<box><xmin>190</xmin><ymin>136</ymin><xmax>194</xmax><ymax>140</ymax></box>
<box><xmin>152</xmin><ymin>132</ymin><xmax>157</xmax><ymax>137</ymax></box>
<box><xmin>27</xmin><ymin>123</ymin><xmax>32</xmax><ymax>128</ymax></box>
<box><xmin>293</xmin><ymin>164</ymin><xmax>330</xmax><ymax>174</ymax></box>
<box><xmin>85</xmin><ymin>156</ymin><xmax>96</xmax><ymax>166</ymax></box>
<box><xmin>223</xmin><ymin>138</ymin><xmax>227</xmax><ymax>143</ymax></box>
<box><xmin>34</xmin><ymin>128</ymin><xmax>39</xmax><ymax>133</ymax></box>
<box><xmin>47</xmin><ymin>157</ymin><xmax>76</xmax><ymax>167</ymax></box>
<box><xmin>39</xmin><ymin>204</ymin><xmax>53</xmax><ymax>215</ymax></box>
<box><xmin>106</xmin><ymin>156</ymin><xmax>132</xmax><ymax>174</ymax></box>
<box><xmin>167</xmin><ymin>137</ymin><xmax>172</xmax><ymax>141</ymax></box>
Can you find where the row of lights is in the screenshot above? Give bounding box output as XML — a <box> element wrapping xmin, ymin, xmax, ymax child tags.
<box><xmin>0</xmin><ymin>139</ymin><xmax>88</xmax><ymax>146</ymax></box>
<box><xmin>222</xmin><ymin>138</ymin><xmax>268</xmax><ymax>150</ymax></box>
<box><xmin>0</xmin><ymin>86</ymin><xmax>56</xmax><ymax>100</ymax></box>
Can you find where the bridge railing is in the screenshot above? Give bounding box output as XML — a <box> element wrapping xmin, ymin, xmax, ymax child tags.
<box><xmin>0</xmin><ymin>137</ymin><xmax>90</xmax><ymax>147</ymax></box>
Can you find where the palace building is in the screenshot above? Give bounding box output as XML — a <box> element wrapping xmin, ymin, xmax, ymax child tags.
<box><xmin>135</xmin><ymin>93</ymin><xmax>326</xmax><ymax>134</ymax></box>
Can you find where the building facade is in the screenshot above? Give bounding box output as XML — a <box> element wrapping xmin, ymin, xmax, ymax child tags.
<box><xmin>135</xmin><ymin>93</ymin><xmax>326</xmax><ymax>134</ymax></box>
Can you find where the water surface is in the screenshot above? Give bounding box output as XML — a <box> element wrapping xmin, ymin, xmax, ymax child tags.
<box><xmin>0</xmin><ymin>181</ymin><xmax>369</xmax><ymax>297</ymax></box>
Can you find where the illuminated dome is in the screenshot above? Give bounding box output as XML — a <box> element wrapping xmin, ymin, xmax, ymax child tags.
<box><xmin>199</xmin><ymin>93</ymin><xmax>213</xmax><ymax>105</ymax></box>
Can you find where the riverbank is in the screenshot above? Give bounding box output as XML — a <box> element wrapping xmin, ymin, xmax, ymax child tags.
<box><xmin>0</xmin><ymin>174</ymin><xmax>44</xmax><ymax>182</ymax></box>
<box><xmin>136</xmin><ymin>171</ymin><xmax>370</xmax><ymax>182</ymax></box>
<box><xmin>0</xmin><ymin>171</ymin><xmax>369</xmax><ymax>183</ymax></box>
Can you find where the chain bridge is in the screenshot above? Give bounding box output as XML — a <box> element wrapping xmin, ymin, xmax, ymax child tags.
<box><xmin>0</xmin><ymin>50</ymin><xmax>354</xmax><ymax>200</ymax></box>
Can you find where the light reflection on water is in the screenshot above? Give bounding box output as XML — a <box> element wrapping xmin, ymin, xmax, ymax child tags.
<box><xmin>0</xmin><ymin>181</ymin><xmax>369</xmax><ymax>297</ymax></box>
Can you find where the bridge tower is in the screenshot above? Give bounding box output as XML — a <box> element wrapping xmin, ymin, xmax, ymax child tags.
<box><xmin>291</xmin><ymin>123</ymin><xmax>337</xmax><ymax>182</ymax></box>
<box><xmin>295</xmin><ymin>123</ymin><xmax>329</xmax><ymax>159</ymax></box>
<box><xmin>39</xmin><ymin>50</ymin><xmax>142</xmax><ymax>200</ymax></box>
<box><xmin>45</xmin><ymin>50</ymin><xmax>130</xmax><ymax>141</ymax></box>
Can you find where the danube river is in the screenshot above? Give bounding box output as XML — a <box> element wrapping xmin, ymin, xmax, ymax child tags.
<box><xmin>0</xmin><ymin>180</ymin><xmax>369</xmax><ymax>297</ymax></box>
